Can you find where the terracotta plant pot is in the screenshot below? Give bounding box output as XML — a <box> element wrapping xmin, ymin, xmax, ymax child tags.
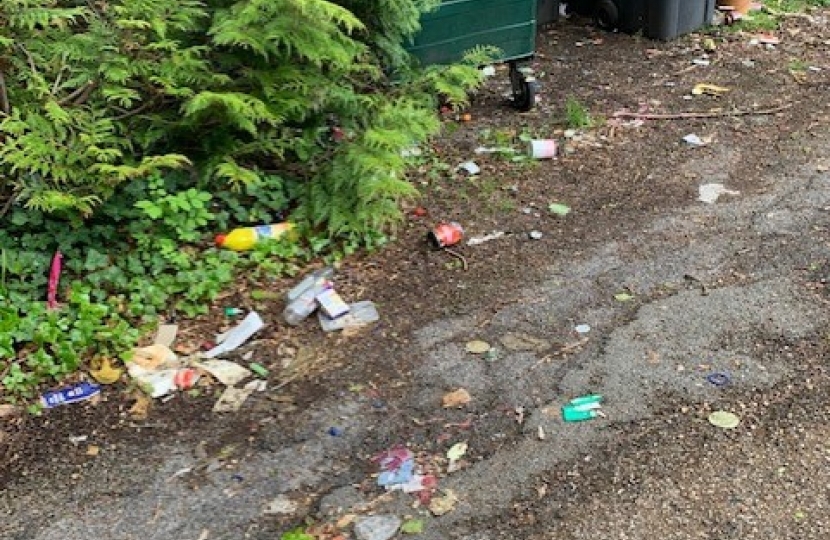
<box><xmin>717</xmin><ymin>0</ymin><xmax>752</xmax><ymax>16</ymax></box>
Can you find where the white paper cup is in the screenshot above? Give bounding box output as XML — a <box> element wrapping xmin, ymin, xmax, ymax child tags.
<box><xmin>529</xmin><ymin>139</ymin><xmax>557</xmax><ymax>159</ymax></box>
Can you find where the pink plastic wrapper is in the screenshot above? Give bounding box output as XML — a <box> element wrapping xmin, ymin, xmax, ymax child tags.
<box><xmin>47</xmin><ymin>250</ymin><xmax>63</xmax><ymax>309</ymax></box>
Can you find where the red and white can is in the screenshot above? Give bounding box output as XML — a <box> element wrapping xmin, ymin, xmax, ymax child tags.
<box><xmin>428</xmin><ymin>222</ymin><xmax>464</xmax><ymax>249</ymax></box>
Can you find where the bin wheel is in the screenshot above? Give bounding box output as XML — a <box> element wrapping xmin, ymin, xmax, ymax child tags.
<box><xmin>595</xmin><ymin>0</ymin><xmax>619</xmax><ymax>30</ymax></box>
<box><xmin>509</xmin><ymin>64</ymin><xmax>536</xmax><ymax>112</ymax></box>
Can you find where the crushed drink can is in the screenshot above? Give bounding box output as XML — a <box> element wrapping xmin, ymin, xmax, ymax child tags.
<box><xmin>41</xmin><ymin>382</ymin><xmax>101</xmax><ymax>409</ymax></box>
<box><xmin>428</xmin><ymin>222</ymin><xmax>464</xmax><ymax>249</ymax></box>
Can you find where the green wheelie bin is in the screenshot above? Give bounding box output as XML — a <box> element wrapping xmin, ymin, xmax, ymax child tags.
<box><xmin>405</xmin><ymin>0</ymin><xmax>539</xmax><ymax>111</ymax></box>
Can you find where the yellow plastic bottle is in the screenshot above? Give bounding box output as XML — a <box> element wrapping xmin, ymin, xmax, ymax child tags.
<box><xmin>215</xmin><ymin>223</ymin><xmax>295</xmax><ymax>251</ymax></box>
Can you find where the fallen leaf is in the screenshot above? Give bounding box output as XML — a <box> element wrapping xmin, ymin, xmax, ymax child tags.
<box><xmin>691</xmin><ymin>83</ymin><xmax>730</xmax><ymax>96</ymax></box>
<box><xmin>129</xmin><ymin>393</ymin><xmax>151</xmax><ymax>420</ymax></box>
<box><xmin>401</xmin><ymin>519</ymin><xmax>425</xmax><ymax>534</ymax></box>
<box><xmin>213</xmin><ymin>386</ymin><xmax>255</xmax><ymax>413</ymax></box>
<box><xmin>548</xmin><ymin>202</ymin><xmax>571</xmax><ymax>216</ymax></box>
<box><xmin>90</xmin><ymin>358</ymin><xmax>123</xmax><ymax>385</ymax></box>
<box><xmin>614</xmin><ymin>292</ymin><xmax>634</xmax><ymax>302</ymax></box>
<box><xmin>336</xmin><ymin>514</ymin><xmax>357</xmax><ymax>528</ymax></box>
<box><xmin>447</xmin><ymin>442</ymin><xmax>468</xmax><ymax>463</ymax></box>
<box><xmin>465</xmin><ymin>340</ymin><xmax>491</xmax><ymax>354</ymax></box>
<box><xmin>86</xmin><ymin>445</ymin><xmax>100</xmax><ymax>456</ymax></box>
<box><xmin>429</xmin><ymin>490</ymin><xmax>458</xmax><ymax>516</ymax></box>
<box><xmin>500</xmin><ymin>332</ymin><xmax>549</xmax><ymax>352</ymax></box>
<box><xmin>708</xmin><ymin>410</ymin><xmax>740</xmax><ymax>429</ymax></box>
<box><xmin>442</xmin><ymin>388</ymin><xmax>471</xmax><ymax>408</ymax></box>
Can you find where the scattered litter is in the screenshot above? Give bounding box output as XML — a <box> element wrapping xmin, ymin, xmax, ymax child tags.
<box><xmin>46</xmin><ymin>250</ymin><xmax>63</xmax><ymax>310</ymax></box>
<box><xmin>683</xmin><ymin>134</ymin><xmax>706</xmax><ymax>146</ymax></box>
<box><xmin>429</xmin><ymin>490</ymin><xmax>459</xmax><ymax>516</ymax></box>
<box><xmin>215</xmin><ymin>222</ymin><xmax>295</xmax><ymax>251</ymax></box>
<box><xmin>89</xmin><ymin>358</ymin><xmax>123</xmax><ymax>385</ymax></box>
<box><xmin>400</xmin><ymin>519</ymin><xmax>425</xmax><ymax>534</ymax></box>
<box><xmin>213</xmin><ymin>386</ymin><xmax>255</xmax><ymax>413</ymax></box>
<box><xmin>481</xmin><ymin>65</ymin><xmax>496</xmax><ymax>77</ymax></box>
<box><xmin>132</xmin><ymin>344</ymin><xmax>177</xmax><ymax>369</ymax></box>
<box><xmin>500</xmin><ymin>332</ymin><xmax>549</xmax><ymax>352</ymax></box>
<box><xmin>808</xmin><ymin>66</ymin><xmax>822</xmax><ymax>72</ymax></box>
<box><xmin>706</xmin><ymin>372</ymin><xmax>731</xmax><ymax>387</ymax></box>
<box><xmin>249</xmin><ymin>362</ymin><xmax>269</xmax><ymax>378</ymax></box>
<box><xmin>614</xmin><ymin>292</ymin><xmax>635</xmax><ymax>302</ymax></box>
<box><xmin>458</xmin><ymin>161</ymin><xmax>481</xmax><ymax>175</ymax></box>
<box><xmin>195</xmin><ymin>359</ymin><xmax>251</xmax><ymax>386</ymax></box>
<box><xmin>224</xmin><ymin>307</ymin><xmax>243</xmax><ymax>317</ymax></box>
<box><xmin>561</xmin><ymin>394</ymin><xmax>605</xmax><ymax>423</ymax></box>
<box><xmin>154</xmin><ymin>324</ymin><xmax>179</xmax><ymax>348</ymax></box>
<box><xmin>286</xmin><ymin>267</ymin><xmax>335</xmax><ymax>302</ymax></box>
<box><xmin>548</xmin><ymin>202</ymin><xmax>571</xmax><ymax>216</ymax></box>
<box><xmin>41</xmin><ymin>382</ymin><xmax>101</xmax><ymax>409</ymax></box>
<box><xmin>528</xmin><ymin>139</ymin><xmax>557</xmax><ymax>159</ymax></box>
<box><xmin>204</xmin><ymin>311</ymin><xmax>264</xmax><ymax>358</ymax></box>
<box><xmin>428</xmin><ymin>222</ymin><xmax>465</xmax><ymax>249</ymax></box>
<box><xmin>319</xmin><ymin>301</ymin><xmax>379</xmax><ymax>332</ymax></box>
<box><xmin>754</xmin><ymin>34</ymin><xmax>781</xmax><ymax>45</ymax></box>
<box><xmin>263</xmin><ymin>495</ymin><xmax>299</xmax><ymax>515</ymax></box>
<box><xmin>442</xmin><ymin>388</ymin><xmax>471</xmax><ymax>408</ymax></box>
<box><xmin>692</xmin><ymin>83</ymin><xmax>730</xmax><ymax>97</ymax></box>
<box><xmin>127</xmin><ymin>346</ymin><xmax>199</xmax><ymax>398</ymax></box>
<box><xmin>284</xmin><ymin>272</ymin><xmax>332</xmax><ymax>325</ymax></box>
<box><xmin>467</xmin><ymin>231</ymin><xmax>506</xmax><ymax>246</ymax></box>
<box><xmin>537</xmin><ymin>426</ymin><xmax>546</xmax><ymax>440</ymax></box>
<box><xmin>529</xmin><ymin>230</ymin><xmax>544</xmax><ymax>240</ymax></box>
<box><xmin>68</xmin><ymin>435</ymin><xmax>88</xmax><ymax>445</ymax></box>
<box><xmin>86</xmin><ymin>445</ymin><xmax>100</xmax><ymax>457</ymax></box>
<box><xmin>398</xmin><ymin>473</ymin><xmax>437</xmax><ymax>494</ymax></box>
<box><xmin>474</xmin><ymin>146</ymin><xmax>516</xmax><ymax>155</ymax></box>
<box><xmin>354</xmin><ymin>515</ymin><xmax>402</xmax><ymax>540</ymax></box>
<box><xmin>316</xmin><ymin>288</ymin><xmax>350</xmax><ymax>319</ymax></box>
<box><xmin>575</xmin><ymin>324</ymin><xmax>591</xmax><ymax>334</ymax></box>
<box><xmin>708</xmin><ymin>410</ymin><xmax>741</xmax><ymax>429</ymax></box>
<box><xmin>692</xmin><ymin>58</ymin><xmax>711</xmax><ymax>66</ymax></box>
<box><xmin>465</xmin><ymin>340</ymin><xmax>491</xmax><ymax>354</ymax></box>
<box><xmin>328</xmin><ymin>426</ymin><xmax>344</xmax><ymax>437</ymax></box>
<box><xmin>375</xmin><ymin>447</ymin><xmax>416</xmax><ymax>487</ymax></box>
<box><xmin>698</xmin><ymin>183</ymin><xmax>740</xmax><ymax>204</ymax></box>
<box><xmin>245</xmin><ymin>379</ymin><xmax>267</xmax><ymax>392</ymax></box>
<box><xmin>515</xmin><ymin>406</ymin><xmax>526</xmax><ymax>425</ymax></box>
<box><xmin>447</xmin><ymin>442</ymin><xmax>468</xmax><ymax>472</ymax></box>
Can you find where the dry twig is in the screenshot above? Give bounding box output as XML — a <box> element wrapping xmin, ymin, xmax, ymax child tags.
<box><xmin>613</xmin><ymin>103</ymin><xmax>792</xmax><ymax>121</ymax></box>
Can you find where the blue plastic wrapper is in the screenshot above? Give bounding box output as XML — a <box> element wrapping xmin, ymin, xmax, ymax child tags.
<box><xmin>41</xmin><ymin>382</ymin><xmax>101</xmax><ymax>409</ymax></box>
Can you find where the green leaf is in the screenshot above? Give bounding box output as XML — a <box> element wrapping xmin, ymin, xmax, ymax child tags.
<box><xmin>401</xmin><ymin>519</ymin><xmax>425</xmax><ymax>534</ymax></box>
<box><xmin>614</xmin><ymin>292</ymin><xmax>634</xmax><ymax>302</ymax></box>
<box><xmin>548</xmin><ymin>203</ymin><xmax>571</xmax><ymax>216</ymax></box>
